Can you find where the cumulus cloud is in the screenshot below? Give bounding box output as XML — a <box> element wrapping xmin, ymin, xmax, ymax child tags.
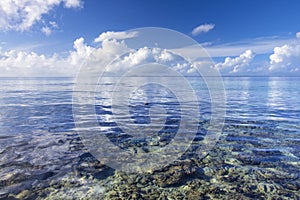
<box><xmin>192</xmin><ymin>24</ymin><xmax>215</xmax><ymax>36</ymax></box>
<box><xmin>68</xmin><ymin>36</ymin><xmax>130</xmax><ymax>68</ymax></box>
<box><xmin>269</xmin><ymin>44</ymin><xmax>300</xmax><ymax>72</ymax></box>
<box><xmin>0</xmin><ymin>31</ymin><xmax>131</xmax><ymax>77</ymax></box>
<box><xmin>94</xmin><ymin>31</ymin><xmax>138</xmax><ymax>43</ymax></box>
<box><xmin>106</xmin><ymin>47</ymin><xmax>191</xmax><ymax>75</ymax></box>
<box><xmin>0</xmin><ymin>50</ymin><xmax>70</xmax><ymax>76</ymax></box>
<box><xmin>175</xmin><ymin>37</ymin><xmax>300</xmax><ymax>58</ymax></box>
<box><xmin>0</xmin><ymin>31</ymin><xmax>193</xmax><ymax>77</ymax></box>
<box><xmin>0</xmin><ymin>0</ymin><xmax>82</xmax><ymax>31</ymax></box>
<box><xmin>9</xmin><ymin>29</ymin><xmax>300</xmax><ymax>77</ymax></box>
<box><xmin>215</xmin><ymin>50</ymin><xmax>255</xmax><ymax>73</ymax></box>
<box><xmin>296</xmin><ymin>32</ymin><xmax>300</xmax><ymax>39</ymax></box>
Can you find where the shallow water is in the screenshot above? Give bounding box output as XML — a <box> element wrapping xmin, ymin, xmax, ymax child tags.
<box><xmin>0</xmin><ymin>77</ymin><xmax>299</xmax><ymax>199</ymax></box>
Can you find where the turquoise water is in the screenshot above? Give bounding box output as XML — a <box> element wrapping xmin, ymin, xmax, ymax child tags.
<box><xmin>0</xmin><ymin>77</ymin><xmax>299</xmax><ymax>199</ymax></box>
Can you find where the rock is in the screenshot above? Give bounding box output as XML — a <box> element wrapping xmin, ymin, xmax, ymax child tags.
<box><xmin>16</xmin><ymin>190</ymin><xmax>30</xmax><ymax>199</ymax></box>
<box><xmin>257</xmin><ymin>183</ymin><xmax>277</xmax><ymax>194</ymax></box>
<box><xmin>153</xmin><ymin>160</ymin><xmax>198</xmax><ymax>187</ymax></box>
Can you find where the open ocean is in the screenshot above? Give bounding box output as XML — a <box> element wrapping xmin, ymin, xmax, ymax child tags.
<box><xmin>0</xmin><ymin>77</ymin><xmax>299</xmax><ymax>199</ymax></box>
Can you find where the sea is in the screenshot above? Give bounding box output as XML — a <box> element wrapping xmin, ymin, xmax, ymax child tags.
<box><xmin>0</xmin><ymin>77</ymin><xmax>299</xmax><ymax>199</ymax></box>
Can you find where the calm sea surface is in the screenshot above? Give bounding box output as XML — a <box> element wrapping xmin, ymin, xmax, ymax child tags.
<box><xmin>0</xmin><ymin>77</ymin><xmax>299</xmax><ymax>199</ymax></box>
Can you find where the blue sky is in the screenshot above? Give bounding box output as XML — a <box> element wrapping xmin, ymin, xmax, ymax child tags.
<box><xmin>1</xmin><ymin>0</ymin><xmax>300</xmax><ymax>76</ymax></box>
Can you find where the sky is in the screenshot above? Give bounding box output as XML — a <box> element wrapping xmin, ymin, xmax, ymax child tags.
<box><xmin>1</xmin><ymin>0</ymin><xmax>300</xmax><ymax>76</ymax></box>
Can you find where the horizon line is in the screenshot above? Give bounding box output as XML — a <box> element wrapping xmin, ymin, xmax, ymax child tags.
<box><xmin>1</xmin><ymin>76</ymin><xmax>300</xmax><ymax>78</ymax></box>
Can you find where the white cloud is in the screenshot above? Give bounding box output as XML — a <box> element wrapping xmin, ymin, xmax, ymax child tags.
<box><xmin>291</xmin><ymin>68</ymin><xmax>299</xmax><ymax>72</ymax></box>
<box><xmin>64</xmin><ymin>0</ymin><xmax>82</xmax><ymax>8</ymax></box>
<box><xmin>296</xmin><ymin>32</ymin><xmax>300</xmax><ymax>39</ymax></box>
<box><xmin>41</xmin><ymin>21</ymin><xmax>59</xmax><ymax>36</ymax></box>
<box><xmin>175</xmin><ymin>37</ymin><xmax>300</xmax><ymax>58</ymax></box>
<box><xmin>4</xmin><ymin>29</ymin><xmax>300</xmax><ymax>77</ymax></box>
<box><xmin>192</xmin><ymin>24</ymin><xmax>215</xmax><ymax>36</ymax></box>
<box><xmin>0</xmin><ymin>0</ymin><xmax>82</xmax><ymax>31</ymax></box>
<box><xmin>11</xmin><ymin>30</ymin><xmax>300</xmax><ymax>77</ymax></box>
<box><xmin>107</xmin><ymin>47</ymin><xmax>190</xmax><ymax>75</ymax></box>
<box><xmin>42</xmin><ymin>26</ymin><xmax>52</xmax><ymax>36</ymax></box>
<box><xmin>269</xmin><ymin>44</ymin><xmax>300</xmax><ymax>72</ymax></box>
<box><xmin>0</xmin><ymin>30</ymin><xmax>196</xmax><ymax>77</ymax></box>
<box><xmin>49</xmin><ymin>21</ymin><xmax>58</xmax><ymax>28</ymax></box>
<box><xmin>0</xmin><ymin>31</ymin><xmax>142</xmax><ymax>76</ymax></box>
<box><xmin>68</xmin><ymin>36</ymin><xmax>129</xmax><ymax>67</ymax></box>
<box><xmin>94</xmin><ymin>31</ymin><xmax>138</xmax><ymax>43</ymax></box>
<box><xmin>215</xmin><ymin>50</ymin><xmax>255</xmax><ymax>73</ymax></box>
<box><xmin>270</xmin><ymin>45</ymin><xmax>293</xmax><ymax>65</ymax></box>
<box><xmin>0</xmin><ymin>50</ymin><xmax>70</xmax><ymax>76</ymax></box>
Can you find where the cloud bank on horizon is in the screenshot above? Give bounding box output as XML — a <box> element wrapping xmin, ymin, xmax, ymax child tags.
<box><xmin>1</xmin><ymin>30</ymin><xmax>300</xmax><ymax>77</ymax></box>
<box><xmin>0</xmin><ymin>31</ymin><xmax>196</xmax><ymax>77</ymax></box>
<box><xmin>0</xmin><ymin>1</ymin><xmax>300</xmax><ymax>77</ymax></box>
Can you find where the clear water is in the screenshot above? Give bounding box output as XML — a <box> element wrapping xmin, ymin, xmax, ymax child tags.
<box><xmin>0</xmin><ymin>77</ymin><xmax>299</xmax><ymax>199</ymax></box>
